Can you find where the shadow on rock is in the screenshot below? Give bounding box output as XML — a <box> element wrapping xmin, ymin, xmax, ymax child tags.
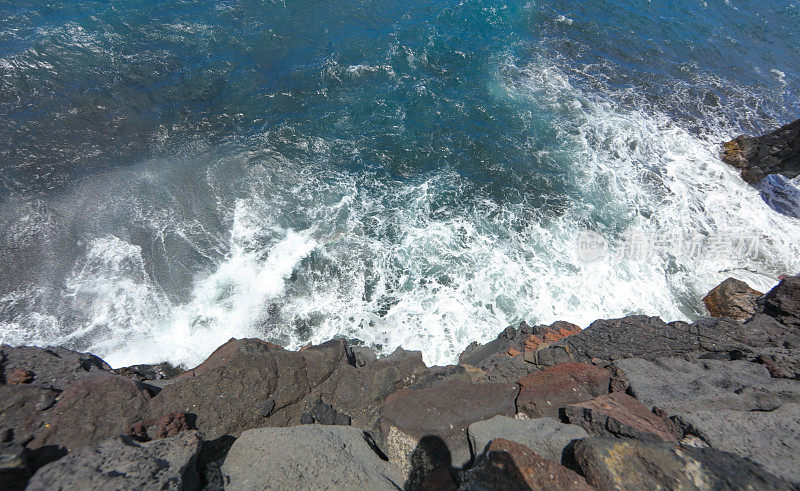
<box><xmin>405</xmin><ymin>435</ymin><xmax>459</xmax><ymax>490</ymax></box>
<box><xmin>197</xmin><ymin>434</ymin><xmax>236</xmax><ymax>490</ymax></box>
<box><xmin>757</xmin><ymin>175</ymin><xmax>800</xmax><ymax>219</ymax></box>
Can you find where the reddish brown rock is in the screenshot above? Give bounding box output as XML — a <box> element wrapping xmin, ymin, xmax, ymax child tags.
<box><xmin>127</xmin><ymin>412</ymin><xmax>195</xmax><ymax>442</ymax></box>
<box><xmin>460</xmin><ymin>438</ymin><xmax>592</xmax><ymax>491</ymax></box>
<box><xmin>506</xmin><ymin>347</ymin><xmax>522</xmax><ymax>357</ymax></box>
<box><xmin>702</xmin><ymin>278</ymin><xmax>762</xmax><ymax>320</ymax></box>
<box><xmin>523</xmin><ymin>322</ymin><xmax>581</xmax><ymax>352</ymax></box>
<box><xmin>30</xmin><ymin>374</ymin><xmax>152</xmax><ymax>451</ymax></box>
<box><xmin>516</xmin><ymin>362</ymin><xmax>610</xmax><ymax>418</ymax></box>
<box><xmin>6</xmin><ymin>368</ymin><xmax>34</xmax><ymax>385</ymax></box>
<box><xmin>420</xmin><ymin>467</ymin><xmax>458</xmax><ymax>491</ymax></box>
<box><xmin>563</xmin><ymin>391</ymin><xmax>680</xmax><ymax>442</ymax></box>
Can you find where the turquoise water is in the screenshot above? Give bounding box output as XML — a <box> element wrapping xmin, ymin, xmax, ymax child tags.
<box><xmin>1</xmin><ymin>0</ymin><xmax>799</xmax><ymax>367</ymax></box>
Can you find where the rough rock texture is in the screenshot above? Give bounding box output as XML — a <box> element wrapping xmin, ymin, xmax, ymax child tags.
<box><xmin>613</xmin><ymin>357</ymin><xmax>800</xmax><ymax>413</ymax></box>
<box><xmin>114</xmin><ymin>362</ymin><xmax>184</xmax><ymax>383</ymax></box>
<box><xmin>0</xmin><ymin>385</ymin><xmax>58</xmax><ymax>443</ymax></box>
<box><xmin>702</xmin><ymin>277</ymin><xmax>762</xmax><ymax>320</ymax></box>
<box><xmin>221</xmin><ymin>425</ymin><xmax>403</xmax><ymax>490</ymax></box>
<box><xmin>0</xmin><ymin>345</ymin><xmax>111</xmax><ymax>390</ymax></box>
<box><xmin>467</xmin><ymin>416</ymin><xmax>588</xmax><ymax>464</ymax></box>
<box><xmin>127</xmin><ymin>411</ymin><xmax>195</xmax><ymax>442</ymax></box>
<box><xmin>753</xmin><ymin>347</ymin><xmax>800</xmax><ymax>378</ymax></box>
<box><xmin>574</xmin><ymin>437</ymin><xmax>793</xmax><ymax>490</ymax></box>
<box><xmin>460</xmin><ymin>438</ymin><xmax>592</xmax><ymax>491</ymax></box>
<box><xmin>673</xmin><ymin>404</ymin><xmax>800</xmax><ymax>485</ymax></box>
<box><xmin>380</xmin><ymin>381</ymin><xmax>518</xmax><ymax>474</ymax></box>
<box><xmin>30</xmin><ymin>374</ymin><xmax>152</xmax><ymax>451</ymax></box>
<box><xmin>563</xmin><ymin>391</ymin><xmax>680</xmax><ymax>442</ymax></box>
<box><xmin>26</xmin><ymin>432</ymin><xmax>202</xmax><ymax>491</ymax></box>
<box><xmin>0</xmin><ymin>442</ymin><xmax>30</xmax><ymax>491</ymax></box>
<box><xmin>721</xmin><ymin>118</ymin><xmax>800</xmax><ymax>183</ymax></box>
<box><xmin>758</xmin><ymin>275</ymin><xmax>800</xmax><ymax>329</ymax></box>
<box><xmin>149</xmin><ymin>338</ymin><xmax>351</xmax><ymax>439</ymax></box>
<box><xmin>516</xmin><ymin>363</ymin><xmax>610</xmax><ymax>418</ymax></box>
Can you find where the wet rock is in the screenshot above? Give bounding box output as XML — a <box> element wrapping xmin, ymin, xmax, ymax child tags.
<box><xmin>574</xmin><ymin>436</ymin><xmax>793</xmax><ymax>490</ymax></box>
<box><xmin>221</xmin><ymin>425</ymin><xmax>402</xmax><ymax>490</ymax></box>
<box><xmin>614</xmin><ymin>357</ymin><xmax>800</xmax><ymax>413</ymax></box>
<box><xmin>114</xmin><ymin>362</ymin><xmax>184</xmax><ymax>382</ymax></box>
<box><xmin>563</xmin><ymin>391</ymin><xmax>680</xmax><ymax>442</ymax></box>
<box><xmin>460</xmin><ymin>438</ymin><xmax>591</xmax><ymax>491</ymax></box>
<box><xmin>702</xmin><ymin>277</ymin><xmax>762</xmax><ymax>320</ymax></box>
<box><xmin>127</xmin><ymin>411</ymin><xmax>195</xmax><ymax>442</ymax></box>
<box><xmin>380</xmin><ymin>381</ymin><xmax>518</xmax><ymax>473</ymax></box>
<box><xmin>27</xmin><ymin>431</ymin><xmax>202</xmax><ymax>491</ymax></box>
<box><xmin>0</xmin><ymin>345</ymin><xmax>111</xmax><ymax>390</ymax></box>
<box><xmin>673</xmin><ymin>404</ymin><xmax>800</xmax><ymax>485</ymax></box>
<box><xmin>30</xmin><ymin>374</ymin><xmax>152</xmax><ymax>451</ymax></box>
<box><xmin>721</xmin><ymin>118</ymin><xmax>800</xmax><ymax>183</ymax></box>
<box><xmin>0</xmin><ymin>442</ymin><xmax>30</xmax><ymax>491</ymax></box>
<box><xmin>467</xmin><ymin>415</ymin><xmax>588</xmax><ymax>464</ymax></box>
<box><xmin>516</xmin><ymin>362</ymin><xmax>610</xmax><ymax>419</ymax></box>
<box><xmin>149</xmin><ymin>338</ymin><xmax>351</xmax><ymax>439</ymax></box>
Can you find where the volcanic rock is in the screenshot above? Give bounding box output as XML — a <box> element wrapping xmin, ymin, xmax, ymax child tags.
<box><xmin>127</xmin><ymin>411</ymin><xmax>195</xmax><ymax>442</ymax></box>
<box><xmin>26</xmin><ymin>432</ymin><xmax>202</xmax><ymax>491</ymax></box>
<box><xmin>721</xmin><ymin>119</ymin><xmax>800</xmax><ymax>183</ymax></box>
<box><xmin>757</xmin><ymin>274</ymin><xmax>800</xmax><ymax>329</ymax></box>
<box><xmin>563</xmin><ymin>391</ymin><xmax>679</xmax><ymax>442</ymax></box>
<box><xmin>516</xmin><ymin>362</ymin><xmax>610</xmax><ymax>419</ymax></box>
<box><xmin>221</xmin><ymin>425</ymin><xmax>403</xmax><ymax>490</ymax></box>
<box><xmin>467</xmin><ymin>415</ymin><xmax>588</xmax><ymax>463</ymax></box>
<box><xmin>0</xmin><ymin>385</ymin><xmax>58</xmax><ymax>444</ymax></box>
<box><xmin>702</xmin><ymin>277</ymin><xmax>762</xmax><ymax>320</ymax></box>
<box><xmin>574</xmin><ymin>437</ymin><xmax>793</xmax><ymax>490</ymax></box>
<box><xmin>0</xmin><ymin>442</ymin><xmax>30</xmax><ymax>491</ymax></box>
<box><xmin>0</xmin><ymin>345</ymin><xmax>111</xmax><ymax>390</ymax></box>
<box><xmin>460</xmin><ymin>438</ymin><xmax>591</xmax><ymax>491</ymax></box>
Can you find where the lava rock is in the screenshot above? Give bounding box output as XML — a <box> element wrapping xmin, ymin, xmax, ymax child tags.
<box><xmin>673</xmin><ymin>404</ymin><xmax>800</xmax><ymax>485</ymax></box>
<box><xmin>467</xmin><ymin>415</ymin><xmax>588</xmax><ymax>464</ymax></box>
<box><xmin>26</xmin><ymin>431</ymin><xmax>202</xmax><ymax>491</ymax></box>
<box><xmin>0</xmin><ymin>345</ymin><xmax>111</xmax><ymax>390</ymax></box>
<box><xmin>380</xmin><ymin>381</ymin><xmax>518</xmax><ymax>474</ymax></box>
<box><xmin>702</xmin><ymin>277</ymin><xmax>762</xmax><ymax>320</ymax></box>
<box><xmin>721</xmin><ymin>118</ymin><xmax>800</xmax><ymax>183</ymax></box>
<box><xmin>574</xmin><ymin>437</ymin><xmax>793</xmax><ymax>490</ymax></box>
<box><xmin>758</xmin><ymin>275</ymin><xmax>800</xmax><ymax>328</ymax></box>
<box><xmin>0</xmin><ymin>442</ymin><xmax>30</xmax><ymax>491</ymax></box>
<box><xmin>460</xmin><ymin>438</ymin><xmax>591</xmax><ymax>491</ymax></box>
<box><xmin>613</xmin><ymin>357</ymin><xmax>800</xmax><ymax>413</ymax></box>
<box><xmin>516</xmin><ymin>362</ymin><xmax>610</xmax><ymax>419</ymax></box>
<box><xmin>127</xmin><ymin>411</ymin><xmax>195</xmax><ymax>442</ymax></box>
<box><xmin>221</xmin><ymin>425</ymin><xmax>403</xmax><ymax>490</ymax></box>
<box><xmin>30</xmin><ymin>374</ymin><xmax>152</xmax><ymax>451</ymax></box>
<box><xmin>113</xmin><ymin>362</ymin><xmax>184</xmax><ymax>382</ymax></box>
<box><xmin>563</xmin><ymin>391</ymin><xmax>680</xmax><ymax>442</ymax></box>
<box><xmin>0</xmin><ymin>385</ymin><xmax>59</xmax><ymax>444</ymax></box>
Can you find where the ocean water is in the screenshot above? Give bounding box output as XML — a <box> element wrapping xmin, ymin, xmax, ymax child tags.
<box><xmin>1</xmin><ymin>0</ymin><xmax>799</xmax><ymax>368</ymax></box>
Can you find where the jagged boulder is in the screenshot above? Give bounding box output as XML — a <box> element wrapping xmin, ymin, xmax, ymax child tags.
<box><xmin>26</xmin><ymin>432</ymin><xmax>202</xmax><ymax>491</ymax></box>
<box><xmin>460</xmin><ymin>438</ymin><xmax>591</xmax><ymax>491</ymax></box>
<box><xmin>574</xmin><ymin>437</ymin><xmax>793</xmax><ymax>490</ymax></box>
<box><xmin>702</xmin><ymin>277</ymin><xmax>762</xmax><ymax>320</ymax></box>
<box><xmin>721</xmin><ymin>119</ymin><xmax>800</xmax><ymax>183</ymax></box>
<box><xmin>757</xmin><ymin>275</ymin><xmax>800</xmax><ymax>329</ymax></box>
<box><xmin>221</xmin><ymin>425</ymin><xmax>403</xmax><ymax>490</ymax></box>
<box><xmin>467</xmin><ymin>416</ymin><xmax>587</xmax><ymax>463</ymax></box>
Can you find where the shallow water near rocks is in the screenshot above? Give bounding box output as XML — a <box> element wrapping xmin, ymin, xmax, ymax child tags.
<box><xmin>1</xmin><ymin>0</ymin><xmax>799</xmax><ymax>367</ymax></box>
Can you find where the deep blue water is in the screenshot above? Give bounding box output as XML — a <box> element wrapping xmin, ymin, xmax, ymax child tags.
<box><xmin>1</xmin><ymin>0</ymin><xmax>799</xmax><ymax>367</ymax></box>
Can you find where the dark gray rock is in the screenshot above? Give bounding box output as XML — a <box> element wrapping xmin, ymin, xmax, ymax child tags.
<box><xmin>220</xmin><ymin>425</ymin><xmax>403</xmax><ymax>490</ymax></box>
<box><xmin>0</xmin><ymin>345</ymin><xmax>111</xmax><ymax>390</ymax></box>
<box><xmin>0</xmin><ymin>385</ymin><xmax>58</xmax><ymax>444</ymax></box>
<box><xmin>613</xmin><ymin>357</ymin><xmax>800</xmax><ymax>413</ymax></box>
<box><xmin>757</xmin><ymin>275</ymin><xmax>800</xmax><ymax>330</ymax></box>
<box><xmin>673</xmin><ymin>404</ymin><xmax>800</xmax><ymax>485</ymax></box>
<box><xmin>113</xmin><ymin>362</ymin><xmax>184</xmax><ymax>382</ymax></box>
<box><xmin>0</xmin><ymin>442</ymin><xmax>29</xmax><ymax>491</ymax></box>
<box><xmin>721</xmin><ymin>119</ymin><xmax>800</xmax><ymax>183</ymax></box>
<box><xmin>467</xmin><ymin>416</ymin><xmax>588</xmax><ymax>463</ymax></box>
<box><xmin>753</xmin><ymin>347</ymin><xmax>800</xmax><ymax>378</ymax></box>
<box><xmin>574</xmin><ymin>437</ymin><xmax>793</xmax><ymax>490</ymax></box>
<box><xmin>26</xmin><ymin>431</ymin><xmax>202</xmax><ymax>491</ymax></box>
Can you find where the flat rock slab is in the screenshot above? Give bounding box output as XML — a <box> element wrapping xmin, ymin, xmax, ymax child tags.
<box><xmin>461</xmin><ymin>438</ymin><xmax>591</xmax><ymax>491</ymax></box>
<box><xmin>614</xmin><ymin>357</ymin><xmax>800</xmax><ymax>413</ymax></box>
<box><xmin>563</xmin><ymin>391</ymin><xmax>679</xmax><ymax>442</ymax></box>
<box><xmin>467</xmin><ymin>415</ymin><xmax>587</xmax><ymax>464</ymax></box>
<box><xmin>516</xmin><ymin>362</ymin><xmax>610</xmax><ymax>419</ymax></box>
<box><xmin>27</xmin><ymin>432</ymin><xmax>202</xmax><ymax>491</ymax></box>
<box><xmin>674</xmin><ymin>404</ymin><xmax>800</xmax><ymax>485</ymax></box>
<box><xmin>221</xmin><ymin>425</ymin><xmax>403</xmax><ymax>490</ymax></box>
<box><xmin>574</xmin><ymin>437</ymin><xmax>793</xmax><ymax>490</ymax></box>
<box><xmin>380</xmin><ymin>381</ymin><xmax>518</xmax><ymax>473</ymax></box>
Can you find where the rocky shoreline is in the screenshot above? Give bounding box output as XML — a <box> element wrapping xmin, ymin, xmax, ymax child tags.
<box><xmin>0</xmin><ymin>273</ymin><xmax>798</xmax><ymax>490</ymax></box>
